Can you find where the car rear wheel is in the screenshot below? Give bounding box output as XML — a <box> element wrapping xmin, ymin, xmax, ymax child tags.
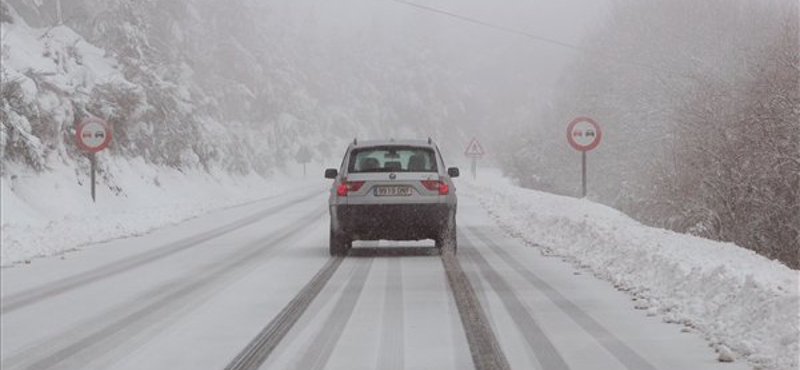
<box><xmin>329</xmin><ymin>227</ymin><xmax>351</xmax><ymax>256</ymax></box>
<box><xmin>435</xmin><ymin>213</ymin><xmax>457</xmax><ymax>255</ymax></box>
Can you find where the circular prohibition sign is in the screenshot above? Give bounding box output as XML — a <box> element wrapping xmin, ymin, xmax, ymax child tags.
<box><xmin>75</xmin><ymin>117</ymin><xmax>112</xmax><ymax>153</ymax></box>
<box><xmin>566</xmin><ymin>116</ymin><xmax>602</xmax><ymax>152</ymax></box>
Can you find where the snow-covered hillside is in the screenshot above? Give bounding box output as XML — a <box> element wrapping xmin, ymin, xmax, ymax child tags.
<box><xmin>464</xmin><ymin>171</ymin><xmax>799</xmax><ymax>370</ymax></box>
<box><xmin>0</xmin><ymin>5</ymin><xmax>291</xmax><ymax>266</ymax></box>
<box><xmin>1</xmin><ymin>7</ymin><xmax>119</xmax><ymax>170</ymax></box>
<box><xmin>0</xmin><ymin>1</ymin><xmax>477</xmax><ymax>266</ymax></box>
<box><xmin>495</xmin><ymin>0</ymin><xmax>799</xmax><ymax>269</ymax></box>
<box><xmin>0</xmin><ymin>2</ymin><xmax>311</xmax><ymax>175</ymax></box>
<box><xmin>1</xmin><ymin>0</ymin><xmax>478</xmax><ymax>176</ymax></box>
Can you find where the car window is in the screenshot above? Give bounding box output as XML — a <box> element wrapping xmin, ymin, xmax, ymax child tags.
<box><xmin>348</xmin><ymin>146</ymin><xmax>438</xmax><ymax>173</ymax></box>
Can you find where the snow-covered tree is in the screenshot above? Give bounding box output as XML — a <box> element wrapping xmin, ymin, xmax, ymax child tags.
<box><xmin>497</xmin><ymin>0</ymin><xmax>799</xmax><ymax>267</ymax></box>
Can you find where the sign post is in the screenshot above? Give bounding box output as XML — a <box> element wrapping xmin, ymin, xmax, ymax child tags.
<box><xmin>91</xmin><ymin>153</ymin><xmax>97</xmax><ymax>202</ymax></box>
<box><xmin>75</xmin><ymin>117</ymin><xmax>112</xmax><ymax>202</ymax></box>
<box><xmin>566</xmin><ymin>116</ymin><xmax>602</xmax><ymax>198</ymax></box>
<box><xmin>582</xmin><ymin>151</ymin><xmax>587</xmax><ymax>198</ymax></box>
<box><xmin>471</xmin><ymin>157</ymin><xmax>477</xmax><ymax>180</ymax></box>
<box><xmin>296</xmin><ymin>145</ymin><xmax>313</xmax><ymax>178</ymax></box>
<box><xmin>464</xmin><ymin>138</ymin><xmax>485</xmax><ymax>179</ymax></box>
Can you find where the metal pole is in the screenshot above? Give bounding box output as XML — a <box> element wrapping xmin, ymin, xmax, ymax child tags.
<box><xmin>91</xmin><ymin>153</ymin><xmax>96</xmax><ymax>202</ymax></box>
<box><xmin>56</xmin><ymin>0</ymin><xmax>63</xmax><ymax>24</ymax></box>
<box><xmin>471</xmin><ymin>157</ymin><xmax>477</xmax><ymax>180</ymax></box>
<box><xmin>581</xmin><ymin>151</ymin><xmax>587</xmax><ymax>198</ymax></box>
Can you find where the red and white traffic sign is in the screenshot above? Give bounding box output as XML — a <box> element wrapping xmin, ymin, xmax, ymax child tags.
<box><xmin>76</xmin><ymin>117</ymin><xmax>112</xmax><ymax>153</ymax></box>
<box><xmin>464</xmin><ymin>138</ymin><xmax>485</xmax><ymax>157</ymax></box>
<box><xmin>566</xmin><ymin>116</ymin><xmax>602</xmax><ymax>152</ymax></box>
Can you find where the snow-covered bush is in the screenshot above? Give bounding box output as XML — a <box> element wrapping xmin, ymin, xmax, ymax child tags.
<box><xmin>1</xmin><ymin>2</ymin><xmax>13</xmax><ymax>24</ymax></box>
<box><xmin>1</xmin><ymin>78</ymin><xmax>48</xmax><ymax>172</ymax></box>
<box><xmin>496</xmin><ymin>0</ymin><xmax>799</xmax><ymax>268</ymax></box>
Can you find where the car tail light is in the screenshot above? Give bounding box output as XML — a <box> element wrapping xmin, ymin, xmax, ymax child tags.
<box><xmin>421</xmin><ymin>180</ymin><xmax>449</xmax><ymax>195</ymax></box>
<box><xmin>337</xmin><ymin>181</ymin><xmax>364</xmax><ymax>196</ymax></box>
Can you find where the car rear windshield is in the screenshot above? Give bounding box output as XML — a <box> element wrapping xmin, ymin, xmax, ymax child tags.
<box><xmin>348</xmin><ymin>146</ymin><xmax>438</xmax><ymax>173</ymax></box>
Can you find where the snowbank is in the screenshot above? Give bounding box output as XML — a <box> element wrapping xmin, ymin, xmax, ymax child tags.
<box><xmin>463</xmin><ymin>171</ymin><xmax>799</xmax><ymax>370</ymax></box>
<box><xmin>0</xmin><ymin>157</ymin><xmax>321</xmax><ymax>267</ymax></box>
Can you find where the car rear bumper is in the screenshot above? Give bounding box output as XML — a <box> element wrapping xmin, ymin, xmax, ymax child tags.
<box><xmin>332</xmin><ymin>204</ymin><xmax>453</xmax><ymax>241</ymax></box>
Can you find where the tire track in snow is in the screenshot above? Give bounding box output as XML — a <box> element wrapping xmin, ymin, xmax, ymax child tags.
<box><xmin>377</xmin><ymin>257</ymin><xmax>405</xmax><ymax>370</ymax></box>
<box><xmin>292</xmin><ymin>257</ymin><xmax>374</xmax><ymax>370</ymax></box>
<box><xmin>1</xmin><ymin>189</ymin><xmax>322</xmax><ymax>314</ymax></box>
<box><xmin>2</xmin><ymin>207</ymin><xmax>325</xmax><ymax>370</ymax></box>
<box><xmin>467</xmin><ymin>226</ymin><xmax>657</xmax><ymax>370</ymax></box>
<box><xmin>442</xmin><ymin>243</ymin><xmax>512</xmax><ymax>370</ymax></box>
<box><xmin>459</xmin><ymin>230</ymin><xmax>571</xmax><ymax>370</ymax></box>
<box><xmin>223</xmin><ymin>255</ymin><xmax>350</xmax><ymax>370</ymax></box>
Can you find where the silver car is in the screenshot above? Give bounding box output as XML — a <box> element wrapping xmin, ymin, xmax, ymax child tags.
<box><xmin>324</xmin><ymin>139</ymin><xmax>459</xmax><ymax>256</ymax></box>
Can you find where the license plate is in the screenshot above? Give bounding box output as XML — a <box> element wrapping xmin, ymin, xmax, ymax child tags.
<box><xmin>375</xmin><ymin>186</ymin><xmax>412</xmax><ymax>196</ymax></box>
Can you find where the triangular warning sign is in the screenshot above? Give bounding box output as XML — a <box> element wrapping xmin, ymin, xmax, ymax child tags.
<box><xmin>464</xmin><ymin>138</ymin><xmax>485</xmax><ymax>156</ymax></box>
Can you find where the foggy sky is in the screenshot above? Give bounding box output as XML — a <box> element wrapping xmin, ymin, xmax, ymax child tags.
<box><xmin>266</xmin><ymin>0</ymin><xmax>611</xmax><ymax>139</ymax></box>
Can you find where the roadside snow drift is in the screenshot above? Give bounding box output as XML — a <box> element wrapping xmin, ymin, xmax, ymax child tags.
<box><xmin>463</xmin><ymin>174</ymin><xmax>799</xmax><ymax>370</ymax></box>
<box><xmin>0</xmin><ymin>158</ymin><xmax>307</xmax><ymax>267</ymax></box>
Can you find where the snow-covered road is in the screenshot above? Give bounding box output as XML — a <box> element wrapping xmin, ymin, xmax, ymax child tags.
<box><xmin>1</xmin><ymin>186</ymin><xmax>754</xmax><ymax>370</ymax></box>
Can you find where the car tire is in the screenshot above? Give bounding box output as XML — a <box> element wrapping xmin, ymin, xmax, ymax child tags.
<box><xmin>435</xmin><ymin>213</ymin><xmax>457</xmax><ymax>255</ymax></box>
<box><xmin>329</xmin><ymin>227</ymin><xmax>351</xmax><ymax>256</ymax></box>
